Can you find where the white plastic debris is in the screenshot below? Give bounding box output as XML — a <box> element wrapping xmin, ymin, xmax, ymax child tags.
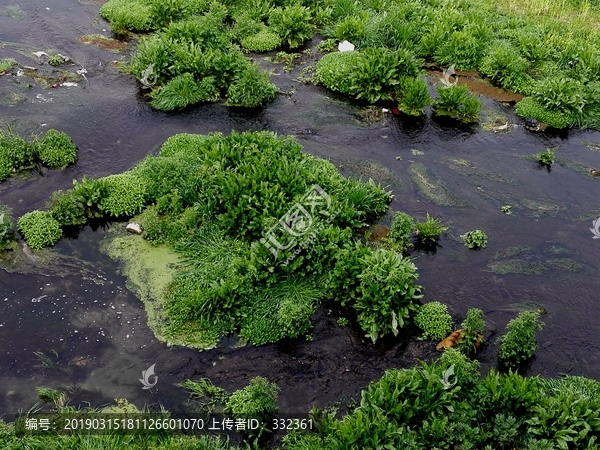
<box><xmin>126</xmin><ymin>223</ymin><xmax>143</xmax><ymax>235</ymax></box>
<box><xmin>382</xmin><ymin>108</ymin><xmax>389</xmax><ymax>113</ymax></box>
<box><xmin>33</xmin><ymin>51</ymin><xmax>48</xmax><ymax>58</ymax></box>
<box><xmin>338</xmin><ymin>40</ymin><xmax>355</xmax><ymax>52</ymax></box>
<box><xmin>60</xmin><ymin>82</ymin><xmax>78</xmax><ymax>87</ymax></box>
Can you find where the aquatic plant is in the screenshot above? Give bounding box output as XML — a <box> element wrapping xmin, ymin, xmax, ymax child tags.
<box><xmin>498</xmin><ymin>311</ymin><xmax>544</xmax><ymax>369</ymax></box>
<box><xmin>99</xmin><ymin>0</ymin><xmax>154</xmax><ymax>32</ymax></box>
<box><xmin>36</xmin><ymin>129</ymin><xmax>77</xmax><ymax>169</ymax></box>
<box><xmin>433</xmin><ymin>84</ymin><xmax>482</xmax><ymax>123</ymax></box>
<box><xmin>47</xmin><ymin>54</ymin><xmax>68</xmax><ymax>66</ymax></box>
<box><xmin>0</xmin><ymin>129</ymin><xmax>36</xmax><ymax>179</ymax></box>
<box><xmin>355</xmin><ymin>248</ymin><xmax>422</xmax><ymax>343</ymax></box>
<box><xmin>0</xmin><ymin>203</ymin><xmax>15</xmax><ymax>250</ymax></box>
<box><xmin>17</xmin><ymin>210</ymin><xmax>62</xmax><ymax>250</ymax></box>
<box><xmin>479</xmin><ymin>40</ymin><xmax>532</xmax><ymax>93</ymax></box>
<box><xmin>387</xmin><ymin>211</ymin><xmax>415</xmax><ymax>249</ymax></box>
<box><xmin>536</xmin><ymin>146</ymin><xmax>557</xmax><ymax>166</ymax></box>
<box><xmin>225</xmin><ymin>64</ymin><xmax>277</xmax><ymax>108</ymax></box>
<box><xmin>0</xmin><ymin>58</ymin><xmax>17</xmax><ymax>73</ymax></box>
<box><xmin>314</xmin><ymin>51</ymin><xmax>361</xmax><ymax>94</ymax></box>
<box><xmin>99</xmin><ymin>172</ymin><xmax>147</xmax><ymax>218</ymax></box>
<box><xmin>240</xmin><ymin>29</ymin><xmax>282</xmax><ymax>52</ymax></box>
<box><xmin>225</xmin><ymin>377</ymin><xmax>279</xmax><ymax>425</ymax></box>
<box><xmin>414</xmin><ymin>301</ymin><xmax>453</xmax><ymax>341</ymax></box>
<box><xmin>269</xmin><ymin>4</ymin><xmax>314</xmax><ymax>50</ymax></box>
<box><xmin>397</xmin><ymin>76</ymin><xmax>431</xmax><ymax>116</ymax></box>
<box><xmin>456</xmin><ymin>308</ymin><xmax>485</xmax><ymax>356</ymax></box>
<box><xmin>462</xmin><ymin>229</ymin><xmax>488</xmax><ymax>249</ymax></box>
<box><xmin>150</xmin><ymin>73</ymin><xmax>220</xmax><ymax>111</ymax></box>
<box><xmin>414</xmin><ymin>213</ymin><xmax>447</xmax><ymax>244</ymax></box>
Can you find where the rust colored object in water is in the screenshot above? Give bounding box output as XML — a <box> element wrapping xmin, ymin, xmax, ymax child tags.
<box><xmin>391</xmin><ymin>107</ymin><xmax>401</xmax><ymax>115</ymax></box>
<box><xmin>359</xmin><ymin>224</ymin><xmax>390</xmax><ymax>242</ymax></box>
<box><xmin>436</xmin><ymin>329</ymin><xmax>483</xmax><ymax>350</ymax></box>
<box><xmin>426</xmin><ymin>65</ymin><xmax>525</xmax><ymax>103</ymax></box>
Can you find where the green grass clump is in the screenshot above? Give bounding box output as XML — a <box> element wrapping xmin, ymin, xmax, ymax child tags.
<box><xmin>536</xmin><ymin>146</ymin><xmax>557</xmax><ymax>166</ymax></box>
<box><xmin>433</xmin><ymin>84</ymin><xmax>482</xmax><ymax>123</ymax></box>
<box><xmin>240</xmin><ymin>29</ymin><xmax>282</xmax><ymax>52</ymax></box>
<box><xmin>386</xmin><ymin>211</ymin><xmax>414</xmax><ymax>250</ymax></box>
<box><xmin>269</xmin><ymin>4</ymin><xmax>314</xmax><ymax>50</ymax></box>
<box><xmin>456</xmin><ymin>307</ymin><xmax>485</xmax><ymax>356</ymax></box>
<box><xmin>515</xmin><ymin>97</ymin><xmax>576</xmax><ymax>129</ymax></box>
<box><xmin>414</xmin><ymin>213</ymin><xmax>447</xmax><ymax>244</ymax></box>
<box><xmin>99</xmin><ymin>172</ymin><xmax>147</xmax><ymax>218</ymax></box>
<box><xmin>479</xmin><ymin>40</ymin><xmax>532</xmax><ymax>93</ymax></box>
<box><xmin>0</xmin><ymin>58</ymin><xmax>17</xmax><ymax>72</ymax></box>
<box><xmin>0</xmin><ymin>129</ymin><xmax>37</xmax><ymax>179</ymax></box>
<box><xmin>314</xmin><ymin>51</ymin><xmax>362</xmax><ymax>95</ymax></box>
<box><xmin>397</xmin><ymin>76</ymin><xmax>431</xmax><ymax>116</ymax></box>
<box><xmin>498</xmin><ymin>311</ymin><xmax>544</xmax><ymax>369</ymax></box>
<box><xmin>225</xmin><ymin>377</ymin><xmax>279</xmax><ymax>423</ymax></box>
<box><xmin>100</xmin><ymin>0</ymin><xmax>154</xmax><ymax>32</ymax></box>
<box><xmin>462</xmin><ymin>229</ymin><xmax>488</xmax><ymax>249</ymax></box>
<box><xmin>226</xmin><ymin>64</ymin><xmax>277</xmax><ymax>108</ymax></box>
<box><xmin>36</xmin><ymin>129</ymin><xmax>77</xmax><ymax>169</ymax></box>
<box><xmin>17</xmin><ymin>210</ymin><xmax>62</xmax><ymax>250</ymax></box>
<box><xmin>414</xmin><ymin>301</ymin><xmax>453</xmax><ymax>341</ymax></box>
<box><xmin>151</xmin><ymin>73</ymin><xmax>219</xmax><ymax>111</ymax></box>
<box><xmin>0</xmin><ymin>203</ymin><xmax>15</xmax><ymax>250</ymax></box>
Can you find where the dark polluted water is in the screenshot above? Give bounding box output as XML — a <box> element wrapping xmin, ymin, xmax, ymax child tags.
<box><xmin>1</xmin><ymin>0</ymin><xmax>600</xmax><ymax>424</ymax></box>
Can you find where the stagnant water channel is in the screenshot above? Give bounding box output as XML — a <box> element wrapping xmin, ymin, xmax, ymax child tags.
<box><xmin>1</xmin><ymin>0</ymin><xmax>600</xmax><ymax>424</ymax></box>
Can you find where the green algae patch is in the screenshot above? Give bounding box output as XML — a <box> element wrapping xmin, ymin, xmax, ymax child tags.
<box><xmin>444</xmin><ymin>157</ymin><xmax>515</xmax><ymax>184</ymax></box>
<box><xmin>488</xmin><ymin>258</ymin><xmax>583</xmax><ymax>275</ymax></box>
<box><xmin>101</xmin><ymin>398</ymin><xmax>140</xmax><ymax>414</ymax></box>
<box><xmin>492</xmin><ymin>246</ymin><xmax>534</xmax><ymax>260</ymax></box>
<box><xmin>555</xmin><ymin>157</ymin><xmax>597</xmax><ymax>178</ymax></box>
<box><xmin>0</xmin><ymin>92</ymin><xmax>26</xmax><ymax>107</ymax></box>
<box><xmin>342</xmin><ymin>159</ymin><xmax>403</xmax><ymax>189</ymax></box>
<box><xmin>480</xmin><ymin>110</ymin><xmax>511</xmax><ymax>133</ymax></box>
<box><xmin>409</xmin><ymin>162</ymin><xmax>467</xmax><ymax>206</ymax></box>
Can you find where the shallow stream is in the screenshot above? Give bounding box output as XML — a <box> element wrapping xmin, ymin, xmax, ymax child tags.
<box><xmin>1</xmin><ymin>0</ymin><xmax>600</xmax><ymax>422</ymax></box>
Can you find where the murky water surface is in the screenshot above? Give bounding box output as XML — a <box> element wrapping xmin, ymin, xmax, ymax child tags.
<box><xmin>1</xmin><ymin>0</ymin><xmax>600</xmax><ymax>422</ymax></box>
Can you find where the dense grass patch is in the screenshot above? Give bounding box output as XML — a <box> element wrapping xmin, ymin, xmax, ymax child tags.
<box><xmin>0</xmin><ymin>128</ymin><xmax>77</xmax><ymax>182</ymax></box>
<box><xmin>16</xmin><ymin>131</ymin><xmax>428</xmax><ymax>347</ymax></box>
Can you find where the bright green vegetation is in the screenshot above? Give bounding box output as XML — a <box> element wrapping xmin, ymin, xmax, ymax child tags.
<box><xmin>536</xmin><ymin>146</ymin><xmax>557</xmax><ymax>166</ymax></box>
<box><xmin>47</xmin><ymin>54</ymin><xmax>68</xmax><ymax>66</ymax></box>
<box><xmin>17</xmin><ymin>131</ymin><xmax>430</xmax><ymax>348</ymax></box>
<box><xmin>456</xmin><ymin>308</ymin><xmax>485</xmax><ymax>357</ymax></box>
<box><xmin>414</xmin><ymin>301</ymin><xmax>453</xmax><ymax>341</ymax></box>
<box><xmin>462</xmin><ymin>229</ymin><xmax>488</xmax><ymax>249</ymax></box>
<box><xmin>283</xmin><ymin>350</ymin><xmax>600</xmax><ymax>449</ymax></box>
<box><xmin>385</xmin><ymin>211</ymin><xmax>414</xmax><ymax>251</ymax></box>
<box><xmin>0</xmin><ymin>128</ymin><xmax>78</xmax><ymax>181</ymax></box>
<box><xmin>414</xmin><ymin>213</ymin><xmax>448</xmax><ymax>244</ymax></box>
<box><xmin>36</xmin><ymin>129</ymin><xmax>78</xmax><ymax>169</ymax></box>
<box><xmin>432</xmin><ymin>85</ymin><xmax>483</xmax><ymax>123</ymax></box>
<box><xmin>99</xmin><ymin>0</ymin><xmax>600</xmax><ymax>128</ymax></box>
<box><xmin>501</xmin><ymin>205</ymin><xmax>513</xmax><ymax>214</ymax></box>
<box><xmin>0</xmin><ymin>58</ymin><xmax>17</xmax><ymax>72</ymax></box>
<box><xmin>0</xmin><ymin>203</ymin><xmax>15</xmax><ymax>250</ymax></box>
<box><xmin>498</xmin><ymin>311</ymin><xmax>545</xmax><ymax>368</ymax></box>
<box><xmin>17</xmin><ymin>211</ymin><xmax>62</xmax><ymax>250</ymax></box>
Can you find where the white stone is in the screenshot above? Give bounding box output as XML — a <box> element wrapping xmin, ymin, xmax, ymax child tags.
<box><xmin>338</xmin><ymin>40</ymin><xmax>355</xmax><ymax>52</ymax></box>
<box><xmin>126</xmin><ymin>223</ymin><xmax>143</xmax><ymax>234</ymax></box>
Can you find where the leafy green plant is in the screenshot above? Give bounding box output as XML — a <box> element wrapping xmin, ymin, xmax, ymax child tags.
<box><xmin>433</xmin><ymin>84</ymin><xmax>482</xmax><ymax>123</ymax></box>
<box><xmin>349</xmin><ymin>47</ymin><xmax>407</xmax><ymax>103</ymax></box>
<box><xmin>0</xmin><ymin>129</ymin><xmax>37</xmax><ymax>181</ymax></box>
<box><xmin>386</xmin><ymin>211</ymin><xmax>415</xmax><ymax>250</ymax></box>
<box><xmin>314</xmin><ymin>51</ymin><xmax>361</xmax><ymax>94</ymax></box>
<box><xmin>269</xmin><ymin>4</ymin><xmax>314</xmax><ymax>50</ymax></box>
<box><xmin>36</xmin><ymin>129</ymin><xmax>77</xmax><ymax>169</ymax></box>
<box><xmin>225</xmin><ymin>377</ymin><xmax>279</xmax><ymax>424</ymax></box>
<box><xmin>479</xmin><ymin>40</ymin><xmax>532</xmax><ymax>93</ymax></box>
<box><xmin>355</xmin><ymin>248</ymin><xmax>423</xmax><ymax>343</ymax></box>
<box><xmin>0</xmin><ymin>58</ymin><xmax>17</xmax><ymax>73</ymax></box>
<box><xmin>462</xmin><ymin>229</ymin><xmax>488</xmax><ymax>249</ymax></box>
<box><xmin>397</xmin><ymin>76</ymin><xmax>431</xmax><ymax>116</ymax></box>
<box><xmin>535</xmin><ymin>146</ymin><xmax>557</xmax><ymax>166</ymax></box>
<box><xmin>316</xmin><ymin>38</ymin><xmax>337</xmax><ymax>52</ymax></box>
<box><xmin>226</xmin><ymin>64</ymin><xmax>277</xmax><ymax>108</ymax></box>
<box><xmin>498</xmin><ymin>311</ymin><xmax>544</xmax><ymax>369</ymax></box>
<box><xmin>100</xmin><ymin>0</ymin><xmax>154</xmax><ymax>32</ymax></box>
<box><xmin>337</xmin><ymin>317</ymin><xmax>349</xmax><ymax>327</ymax></box>
<box><xmin>0</xmin><ymin>203</ymin><xmax>15</xmax><ymax>250</ymax></box>
<box><xmin>99</xmin><ymin>172</ymin><xmax>147</xmax><ymax>218</ymax></box>
<box><xmin>240</xmin><ymin>29</ymin><xmax>282</xmax><ymax>52</ymax></box>
<box><xmin>414</xmin><ymin>301</ymin><xmax>453</xmax><ymax>341</ymax></box>
<box><xmin>501</xmin><ymin>205</ymin><xmax>512</xmax><ymax>215</ymax></box>
<box><xmin>151</xmin><ymin>73</ymin><xmax>219</xmax><ymax>111</ymax></box>
<box><xmin>47</xmin><ymin>54</ymin><xmax>68</xmax><ymax>66</ymax></box>
<box><xmin>515</xmin><ymin>97</ymin><xmax>576</xmax><ymax>129</ymax></box>
<box><xmin>17</xmin><ymin>210</ymin><xmax>62</xmax><ymax>250</ymax></box>
<box><xmin>415</xmin><ymin>213</ymin><xmax>447</xmax><ymax>244</ymax></box>
<box><xmin>456</xmin><ymin>308</ymin><xmax>485</xmax><ymax>356</ymax></box>
<box><xmin>47</xmin><ymin>190</ymin><xmax>86</xmax><ymax>226</ymax></box>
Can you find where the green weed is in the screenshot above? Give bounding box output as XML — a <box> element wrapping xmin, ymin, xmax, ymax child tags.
<box><xmin>17</xmin><ymin>210</ymin><xmax>62</xmax><ymax>250</ymax></box>
<box><xmin>415</xmin><ymin>301</ymin><xmax>453</xmax><ymax>341</ymax></box>
<box><xmin>498</xmin><ymin>311</ymin><xmax>545</xmax><ymax>369</ymax></box>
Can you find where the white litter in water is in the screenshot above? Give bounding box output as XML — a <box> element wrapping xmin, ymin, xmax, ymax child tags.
<box><xmin>60</xmin><ymin>82</ymin><xmax>78</xmax><ymax>87</ymax></box>
<box><xmin>33</xmin><ymin>51</ymin><xmax>48</xmax><ymax>58</ymax></box>
<box><xmin>338</xmin><ymin>40</ymin><xmax>355</xmax><ymax>52</ymax></box>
